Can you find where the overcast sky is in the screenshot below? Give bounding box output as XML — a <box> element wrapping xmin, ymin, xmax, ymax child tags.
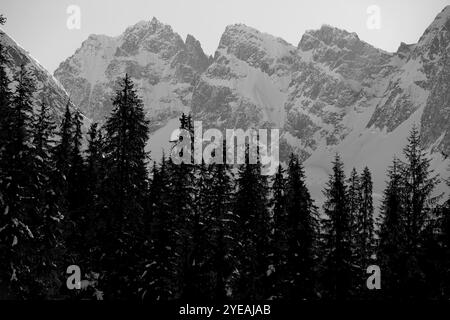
<box><xmin>1</xmin><ymin>0</ymin><xmax>449</xmax><ymax>73</ymax></box>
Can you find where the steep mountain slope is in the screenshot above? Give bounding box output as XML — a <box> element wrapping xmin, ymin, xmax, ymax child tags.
<box><xmin>0</xmin><ymin>30</ymin><xmax>73</xmax><ymax>120</ymax></box>
<box><xmin>54</xmin><ymin>18</ymin><xmax>211</xmax><ymax>131</ymax></box>
<box><xmin>414</xmin><ymin>6</ymin><xmax>450</xmax><ymax>154</ymax></box>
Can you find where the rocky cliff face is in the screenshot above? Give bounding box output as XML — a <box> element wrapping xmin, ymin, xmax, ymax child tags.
<box><xmin>368</xmin><ymin>6</ymin><xmax>450</xmax><ymax>144</ymax></box>
<box><xmin>285</xmin><ymin>25</ymin><xmax>396</xmax><ymax>159</ymax></box>
<box><xmin>417</xmin><ymin>6</ymin><xmax>450</xmax><ymax>155</ymax></box>
<box><xmin>54</xmin><ymin>18</ymin><xmax>211</xmax><ymax>131</ymax></box>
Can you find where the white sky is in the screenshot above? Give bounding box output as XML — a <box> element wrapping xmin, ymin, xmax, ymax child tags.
<box><xmin>1</xmin><ymin>0</ymin><xmax>449</xmax><ymax>73</ymax></box>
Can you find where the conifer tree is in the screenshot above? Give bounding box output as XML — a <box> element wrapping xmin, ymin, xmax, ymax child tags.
<box><xmin>347</xmin><ymin>168</ymin><xmax>361</xmax><ymax>228</ymax></box>
<box><xmin>10</xmin><ymin>66</ymin><xmax>35</xmax><ymax>152</ymax></box>
<box><xmin>67</xmin><ymin>109</ymin><xmax>86</xmax><ymax>211</ymax></box>
<box><xmin>100</xmin><ymin>74</ymin><xmax>149</xmax><ymax>299</ymax></box>
<box><xmin>54</xmin><ymin>100</ymin><xmax>73</xmax><ymax>181</ymax></box>
<box><xmin>347</xmin><ymin>167</ymin><xmax>374</xmax><ymax>293</ymax></box>
<box><xmin>85</xmin><ymin>122</ymin><xmax>104</xmax><ymax>208</ymax></box>
<box><xmin>0</xmin><ymin>40</ymin><xmax>12</xmax><ymax>159</ymax></box>
<box><xmin>0</xmin><ymin>36</ymin><xmax>13</xmax><ymax>298</ymax></box>
<box><xmin>420</xmin><ymin>204</ymin><xmax>444</xmax><ymax>299</ymax></box>
<box><xmin>378</xmin><ymin>126</ymin><xmax>440</xmax><ymax>299</ymax></box>
<box><xmin>64</xmin><ymin>109</ymin><xmax>89</xmax><ymax>270</ymax></box>
<box><xmin>377</xmin><ymin>157</ymin><xmax>407</xmax><ymax>298</ymax></box>
<box><xmin>439</xmin><ymin>178</ymin><xmax>450</xmax><ymax>298</ymax></box>
<box><xmin>233</xmin><ymin>145</ymin><xmax>271</xmax><ymax>299</ymax></box>
<box><xmin>0</xmin><ymin>65</ymin><xmax>43</xmax><ymax>298</ymax></box>
<box><xmin>33</xmin><ymin>101</ymin><xmax>56</xmax><ymax>155</ymax></box>
<box><xmin>202</xmin><ymin>144</ymin><xmax>237</xmax><ymax>301</ymax></box>
<box><xmin>184</xmin><ymin>161</ymin><xmax>213</xmax><ymax>300</ymax></box>
<box><xmin>52</xmin><ymin>100</ymin><xmax>74</xmax><ymax>282</ymax></box>
<box><xmin>162</xmin><ymin>114</ymin><xmax>197</xmax><ymax>299</ymax></box>
<box><xmin>270</xmin><ymin>164</ymin><xmax>287</xmax><ymax>299</ymax></box>
<box><xmin>172</xmin><ymin>114</ymin><xmax>198</xmax><ymax>299</ymax></box>
<box><xmin>31</xmin><ymin>98</ymin><xmax>65</xmax><ymax>298</ymax></box>
<box><xmin>0</xmin><ymin>16</ymin><xmax>14</xmax><ymax>297</ymax></box>
<box><xmin>83</xmin><ymin>122</ymin><xmax>105</xmax><ymax>272</ymax></box>
<box><xmin>400</xmin><ymin>125</ymin><xmax>440</xmax><ymax>297</ymax></box>
<box><xmin>283</xmin><ymin>153</ymin><xmax>319</xmax><ymax>299</ymax></box>
<box><xmin>357</xmin><ymin>167</ymin><xmax>375</xmax><ymax>269</ymax></box>
<box><xmin>346</xmin><ymin>167</ymin><xmax>360</xmax><ymax>288</ymax></box>
<box><xmin>140</xmin><ymin>157</ymin><xmax>178</xmax><ymax>300</ymax></box>
<box><xmin>402</xmin><ymin>126</ymin><xmax>440</xmax><ymax>251</ymax></box>
<box><xmin>321</xmin><ymin>153</ymin><xmax>353</xmax><ymax>299</ymax></box>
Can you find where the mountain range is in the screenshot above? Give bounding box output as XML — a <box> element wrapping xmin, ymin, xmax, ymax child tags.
<box><xmin>1</xmin><ymin>6</ymin><xmax>450</xmax><ymax>206</ymax></box>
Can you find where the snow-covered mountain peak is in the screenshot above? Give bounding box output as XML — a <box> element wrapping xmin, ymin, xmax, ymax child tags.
<box><xmin>123</xmin><ymin>17</ymin><xmax>168</xmax><ymax>35</ymax></box>
<box><xmin>300</xmin><ymin>24</ymin><xmax>359</xmax><ymax>48</ymax></box>
<box><xmin>299</xmin><ymin>24</ymin><xmax>388</xmax><ymax>58</ymax></box>
<box><xmin>55</xmin><ymin>18</ymin><xmax>210</xmax><ymax>124</ymax></box>
<box><xmin>219</xmin><ymin>23</ymin><xmax>294</xmax><ymax>54</ymax></box>
<box><xmin>216</xmin><ymin>23</ymin><xmax>295</xmax><ymax>76</ymax></box>
<box><xmin>220</xmin><ymin>23</ymin><xmax>262</xmax><ymax>38</ymax></box>
<box><xmin>117</xmin><ymin>18</ymin><xmax>185</xmax><ymax>59</ymax></box>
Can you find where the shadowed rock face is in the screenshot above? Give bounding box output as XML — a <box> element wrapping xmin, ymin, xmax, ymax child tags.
<box><xmin>55</xmin><ymin>6</ymin><xmax>450</xmax><ymax>161</ymax></box>
<box><xmin>420</xmin><ymin>53</ymin><xmax>450</xmax><ymax>152</ymax></box>
<box><xmin>418</xmin><ymin>7</ymin><xmax>450</xmax><ymax>155</ymax></box>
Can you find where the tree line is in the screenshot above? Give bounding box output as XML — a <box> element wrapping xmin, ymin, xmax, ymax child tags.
<box><xmin>1</xmin><ymin>32</ymin><xmax>450</xmax><ymax>300</ymax></box>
